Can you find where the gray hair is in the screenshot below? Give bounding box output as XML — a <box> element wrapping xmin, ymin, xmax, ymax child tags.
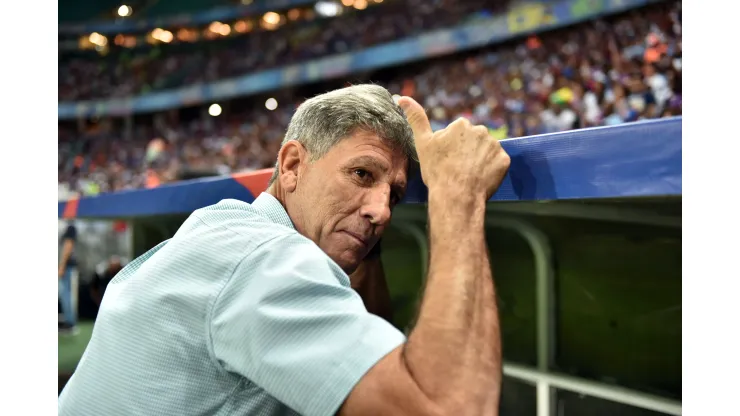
<box><xmin>268</xmin><ymin>84</ymin><xmax>417</xmax><ymax>185</ymax></box>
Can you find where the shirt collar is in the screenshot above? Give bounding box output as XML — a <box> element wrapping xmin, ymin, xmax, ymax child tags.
<box><xmin>251</xmin><ymin>193</ymin><xmax>296</xmax><ymax>231</ymax></box>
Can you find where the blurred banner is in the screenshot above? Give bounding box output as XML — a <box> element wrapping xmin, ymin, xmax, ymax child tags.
<box><xmin>58</xmin><ymin>0</ymin><xmax>657</xmax><ymax>119</ymax></box>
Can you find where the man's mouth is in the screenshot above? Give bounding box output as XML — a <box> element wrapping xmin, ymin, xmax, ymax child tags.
<box><xmin>342</xmin><ymin>231</ymin><xmax>368</xmax><ymax>248</ymax></box>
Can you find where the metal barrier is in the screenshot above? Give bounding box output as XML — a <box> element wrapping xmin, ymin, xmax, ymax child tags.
<box><xmin>390</xmin><ymin>206</ymin><xmax>682</xmax><ymax>415</ymax></box>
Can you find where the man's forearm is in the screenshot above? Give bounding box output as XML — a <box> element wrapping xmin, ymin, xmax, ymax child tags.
<box><xmin>59</xmin><ymin>254</ymin><xmax>70</xmax><ymax>270</ymax></box>
<box><xmin>59</xmin><ymin>241</ymin><xmax>74</xmax><ymax>271</ymax></box>
<box><xmin>402</xmin><ymin>189</ymin><xmax>502</xmax><ymax>413</ymax></box>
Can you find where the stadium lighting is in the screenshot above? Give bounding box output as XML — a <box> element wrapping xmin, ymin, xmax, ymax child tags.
<box><xmin>89</xmin><ymin>32</ymin><xmax>108</xmax><ymax>46</ymax></box>
<box><xmin>265</xmin><ymin>98</ymin><xmax>278</xmax><ymax>111</ymax></box>
<box><xmin>287</xmin><ymin>9</ymin><xmax>301</xmax><ymax>20</ymax></box>
<box><xmin>263</xmin><ymin>12</ymin><xmax>280</xmax><ymax>25</ymax></box>
<box><xmin>233</xmin><ymin>20</ymin><xmax>252</xmax><ymax>33</ymax></box>
<box><xmin>159</xmin><ymin>30</ymin><xmax>173</xmax><ymax>43</ymax></box>
<box><xmin>208</xmin><ymin>104</ymin><xmax>222</xmax><ymax>117</ymax></box>
<box><xmin>315</xmin><ymin>1</ymin><xmax>341</xmax><ymax>17</ymax></box>
<box><xmin>208</xmin><ymin>21</ymin><xmax>232</xmax><ymax>36</ymax></box>
<box><xmin>354</xmin><ymin>0</ymin><xmax>368</xmax><ymax>10</ymax></box>
<box><xmin>151</xmin><ymin>28</ymin><xmax>173</xmax><ymax>43</ymax></box>
<box><xmin>176</xmin><ymin>29</ymin><xmax>191</xmax><ymax>42</ymax></box>
<box><xmin>341</xmin><ymin>0</ymin><xmax>354</xmax><ymax>6</ymax></box>
<box><xmin>117</xmin><ymin>5</ymin><xmax>132</xmax><ymax>17</ymax></box>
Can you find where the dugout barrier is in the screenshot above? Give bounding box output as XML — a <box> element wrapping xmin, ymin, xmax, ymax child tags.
<box><xmin>58</xmin><ymin>118</ymin><xmax>682</xmax><ymax>415</ymax></box>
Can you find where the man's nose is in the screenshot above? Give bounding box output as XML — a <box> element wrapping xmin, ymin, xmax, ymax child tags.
<box><xmin>359</xmin><ymin>187</ymin><xmax>392</xmax><ymax>228</ymax></box>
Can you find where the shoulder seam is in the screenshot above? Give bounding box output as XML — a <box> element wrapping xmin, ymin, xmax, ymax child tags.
<box><xmin>193</xmin><ymin>210</ymin><xmax>295</xmax><ymax>238</ymax></box>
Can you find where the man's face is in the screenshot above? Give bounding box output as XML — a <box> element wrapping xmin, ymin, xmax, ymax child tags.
<box><xmin>285</xmin><ymin>130</ymin><xmax>408</xmax><ymax>273</ymax></box>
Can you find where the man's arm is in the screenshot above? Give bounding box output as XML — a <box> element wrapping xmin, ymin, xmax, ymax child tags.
<box><xmin>339</xmin><ymin>191</ymin><xmax>500</xmax><ymax>416</ymax></box>
<box><xmin>210</xmin><ymin>97</ymin><xmax>508</xmax><ymax>416</ymax></box>
<box><xmin>339</xmin><ymin>97</ymin><xmax>509</xmax><ymax>416</ymax></box>
<box><xmin>409</xmin><ymin>189</ymin><xmax>501</xmax><ymax>411</ymax></box>
<box><xmin>210</xmin><ymin>233</ymin><xmax>407</xmax><ymax>416</ymax></box>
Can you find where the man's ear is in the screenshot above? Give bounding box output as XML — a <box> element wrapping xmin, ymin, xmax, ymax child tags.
<box><xmin>277</xmin><ymin>140</ymin><xmax>307</xmax><ymax>193</ymax></box>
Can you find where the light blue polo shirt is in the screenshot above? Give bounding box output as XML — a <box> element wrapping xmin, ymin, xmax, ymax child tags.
<box><xmin>58</xmin><ymin>193</ymin><xmax>406</xmax><ymax>416</ymax></box>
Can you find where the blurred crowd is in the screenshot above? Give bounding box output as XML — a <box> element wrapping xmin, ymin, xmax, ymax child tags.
<box><xmin>58</xmin><ymin>0</ymin><xmax>507</xmax><ymax>101</ymax></box>
<box><xmin>58</xmin><ymin>1</ymin><xmax>681</xmax><ymax>199</ymax></box>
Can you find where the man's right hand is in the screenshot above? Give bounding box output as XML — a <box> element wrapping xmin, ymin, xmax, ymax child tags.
<box><xmin>398</xmin><ymin>96</ymin><xmax>510</xmax><ymax>200</ymax></box>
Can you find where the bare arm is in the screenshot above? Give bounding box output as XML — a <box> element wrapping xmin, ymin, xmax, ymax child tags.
<box><xmin>339</xmin><ymin>97</ymin><xmax>509</xmax><ymax>416</ymax></box>
<box><xmin>59</xmin><ymin>239</ymin><xmax>74</xmax><ymax>278</ymax></box>
<box><xmin>405</xmin><ymin>189</ymin><xmax>501</xmax><ymax>413</ymax></box>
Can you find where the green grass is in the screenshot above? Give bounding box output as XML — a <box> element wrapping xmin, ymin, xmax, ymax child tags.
<box><xmin>58</xmin><ymin>321</ymin><xmax>94</xmax><ymax>374</ymax></box>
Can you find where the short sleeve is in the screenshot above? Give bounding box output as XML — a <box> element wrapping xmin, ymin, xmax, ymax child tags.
<box><xmin>62</xmin><ymin>224</ymin><xmax>77</xmax><ymax>241</ymax></box>
<box><xmin>209</xmin><ymin>233</ymin><xmax>406</xmax><ymax>416</ymax></box>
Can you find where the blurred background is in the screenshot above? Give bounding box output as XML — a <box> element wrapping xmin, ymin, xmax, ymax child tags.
<box><xmin>58</xmin><ymin>0</ymin><xmax>682</xmax><ymax>414</ymax></box>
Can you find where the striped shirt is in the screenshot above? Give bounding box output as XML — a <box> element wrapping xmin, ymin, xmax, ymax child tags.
<box><xmin>58</xmin><ymin>193</ymin><xmax>406</xmax><ymax>416</ymax></box>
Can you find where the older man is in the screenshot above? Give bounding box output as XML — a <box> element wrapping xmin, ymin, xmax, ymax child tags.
<box><xmin>58</xmin><ymin>85</ymin><xmax>510</xmax><ymax>416</ymax></box>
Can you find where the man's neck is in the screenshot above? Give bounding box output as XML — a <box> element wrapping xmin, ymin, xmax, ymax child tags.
<box><xmin>267</xmin><ymin>184</ymin><xmax>306</xmax><ymax>242</ymax></box>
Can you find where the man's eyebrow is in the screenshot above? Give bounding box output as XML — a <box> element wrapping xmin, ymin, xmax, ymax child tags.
<box><xmin>347</xmin><ymin>156</ymin><xmax>389</xmax><ymax>173</ymax></box>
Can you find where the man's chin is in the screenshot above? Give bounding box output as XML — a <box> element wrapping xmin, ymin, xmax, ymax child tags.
<box><xmin>328</xmin><ymin>251</ymin><xmax>362</xmax><ymax>275</ymax></box>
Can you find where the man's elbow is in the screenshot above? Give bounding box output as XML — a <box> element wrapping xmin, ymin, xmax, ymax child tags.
<box><xmin>338</xmin><ymin>347</ymin><xmax>451</xmax><ymax>416</ymax></box>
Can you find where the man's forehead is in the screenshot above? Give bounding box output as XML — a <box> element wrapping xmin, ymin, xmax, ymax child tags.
<box><xmin>331</xmin><ymin>133</ymin><xmax>408</xmax><ymax>166</ymax></box>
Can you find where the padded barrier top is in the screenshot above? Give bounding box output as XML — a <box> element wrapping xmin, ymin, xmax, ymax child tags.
<box><xmin>58</xmin><ymin>117</ymin><xmax>681</xmax><ymax>219</ymax></box>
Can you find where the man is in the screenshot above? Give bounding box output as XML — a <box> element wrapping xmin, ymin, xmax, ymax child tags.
<box><xmin>58</xmin><ymin>220</ymin><xmax>79</xmax><ymax>336</ymax></box>
<box><xmin>89</xmin><ymin>255</ymin><xmax>127</xmax><ymax>309</ymax></box>
<box><xmin>59</xmin><ymin>85</ymin><xmax>511</xmax><ymax>415</ymax></box>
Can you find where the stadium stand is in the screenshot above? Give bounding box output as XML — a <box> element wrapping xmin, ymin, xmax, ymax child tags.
<box><xmin>58</xmin><ymin>2</ymin><xmax>682</xmax><ymax>414</ymax></box>
<box><xmin>58</xmin><ymin>0</ymin><xmax>681</xmax><ymax>199</ymax></box>
<box><xmin>59</xmin><ymin>0</ymin><xmax>510</xmax><ymax>100</ymax></box>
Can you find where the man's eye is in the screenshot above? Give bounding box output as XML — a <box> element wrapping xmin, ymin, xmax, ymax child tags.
<box><xmin>354</xmin><ymin>169</ymin><xmax>370</xmax><ymax>179</ymax></box>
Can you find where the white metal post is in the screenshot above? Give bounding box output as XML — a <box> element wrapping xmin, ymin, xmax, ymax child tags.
<box><xmin>504</xmin><ymin>363</ymin><xmax>682</xmax><ymax>415</ymax></box>
<box><xmin>485</xmin><ymin>215</ymin><xmax>556</xmax><ymax>416</ymax></box>
<box><xmin>391</xmin><ymin>208</ymin><xmax>681</xmax><ymax>415</ymax></box>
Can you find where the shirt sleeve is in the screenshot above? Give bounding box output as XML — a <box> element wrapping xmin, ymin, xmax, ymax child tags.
<box><xmin>62</xmin><ymin>224</ymin><xmax>77</xmax><ymax>242</ymax></box>
<box><xmin>209</xmin><ymin>233</ymin><xmax>406</xmax><ymax>416</ymax></box>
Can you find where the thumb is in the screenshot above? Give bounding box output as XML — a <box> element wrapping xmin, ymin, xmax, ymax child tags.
<box><xmin>398</xmin><ymin>96</ymin><xmax>432</xmax><ymax>139</ymax></box>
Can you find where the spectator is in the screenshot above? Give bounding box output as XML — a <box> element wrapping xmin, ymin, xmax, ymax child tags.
<box><xmin>58</xmin><ymin>1</ymin><xmax>682</xmax><ymax>198</ymax></box>
<box><xmin>58</xmin><ymin>221</ymin><xmax>79</xmax><ymax>336</ymax></box>
<box><xmin>58</xmin><ymin>0</ymin><xmax>507</xmax><ymax>101</ymax></box>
